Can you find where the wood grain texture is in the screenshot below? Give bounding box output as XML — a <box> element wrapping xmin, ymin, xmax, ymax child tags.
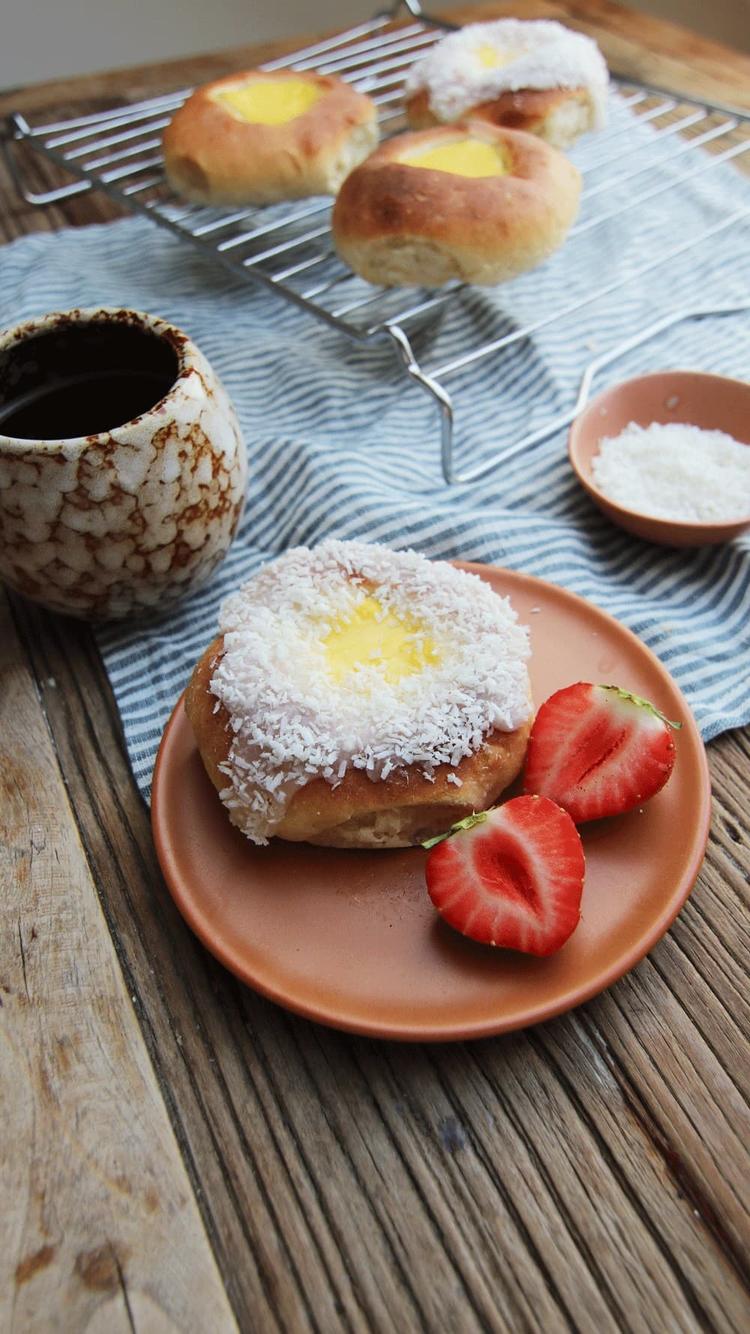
<box><xmin>1</xmin><ymin>0</ymin><xmax>750</xmax><ymax>121</ymax></box>
<box><xmin>7</xmin><ymin>587</ymin><xmax>750</xmax><ymax>1333</ymax></box>
<box><xmin>1</xmin><ymin>4</ymin><xmax>749</xmax><ymax>1331</ymax></box>
<box><xmin>0</xmin><ymin>591</ymin><xmax>237</xmax><ymax>1333</ymax></box>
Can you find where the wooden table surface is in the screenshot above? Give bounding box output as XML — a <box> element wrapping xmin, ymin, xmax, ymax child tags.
<box><xmin>1</xmin><ymin>3</ymin><xmax>749</xmax><ymax>1330</ymax></box>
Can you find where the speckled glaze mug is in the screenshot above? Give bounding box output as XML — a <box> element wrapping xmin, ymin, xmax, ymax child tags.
<box><xmin>0</xmin><ymin>307</ymin><xmax>247</xmax><ymax>619</ymax></box>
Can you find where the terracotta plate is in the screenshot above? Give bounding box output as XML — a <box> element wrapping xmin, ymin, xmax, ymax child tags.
<box><xmin>152</xmin><ymin>564</ymin><xmax>711</xmax><ymax>1041</ymax></box>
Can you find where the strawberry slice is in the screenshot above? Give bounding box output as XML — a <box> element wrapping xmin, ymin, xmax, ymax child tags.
<box><xmin>523</xmin><ymin>683</ymin><xmax>680</xmax><ymax>822</ymax></box>
<box><xmin>424</xmin><ymin>796</ymin><xmax>585</xmax><ymax>956</ymax></box>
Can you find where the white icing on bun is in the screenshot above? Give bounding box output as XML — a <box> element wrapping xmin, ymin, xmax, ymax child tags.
<box><xmin>405</xmin><ymin>19</ymin><xmax>609</xmax><ymax>127</ymax></box>
<box><xmin>206</xmin><ymin>540</ymin><xmax>531</xmax><ymax>844</ymax></box>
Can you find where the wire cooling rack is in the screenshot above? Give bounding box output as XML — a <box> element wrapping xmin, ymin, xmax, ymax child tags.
<box><xmin>4</xmin><ymin>0</ymin><xmax>750</xmax><ymax>482</ymax></box>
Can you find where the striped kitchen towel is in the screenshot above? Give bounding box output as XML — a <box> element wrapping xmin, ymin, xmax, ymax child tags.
<box><xmin>1</xmin><ymin>91</ymin><xmax>749</xmax><ymax>800</ymax></box>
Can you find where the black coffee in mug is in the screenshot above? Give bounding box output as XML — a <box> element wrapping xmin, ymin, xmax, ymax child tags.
<box><xmin>0</xmin><ymin>318</ymin><xmax>179</xmax><ymax>439</ymax></box>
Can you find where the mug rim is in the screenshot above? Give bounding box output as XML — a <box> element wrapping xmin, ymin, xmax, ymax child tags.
<box><xmin>0</xmin><ymin>306</ymin><xmax>194</xmax><ymax>449</ymax></box>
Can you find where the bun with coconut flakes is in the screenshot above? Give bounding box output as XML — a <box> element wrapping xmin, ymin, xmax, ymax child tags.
<box><xmin>185</xmin><ymin>541</ymin><xmax>533</xmax><ymax>848</ymax></box>
<box><xmin>404</xmin><ymin>19</ymin><xmax>608</xmax><ymax>148</ymax></box>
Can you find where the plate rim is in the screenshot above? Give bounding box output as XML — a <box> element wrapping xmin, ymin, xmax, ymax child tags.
<box><xmin>152</xmin><ymin>562</ymin><xmax>712</xmax><ymax>1042</ymax></box>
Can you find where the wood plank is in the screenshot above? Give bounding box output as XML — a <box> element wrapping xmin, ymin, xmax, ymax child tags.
<box><xmin>9</xmin><ymin>591</ymin><xmax>750</xmax><ymax>1332</ymax></box>
<box><xmin>0</xmin><ymin>592</ymin><xmax>237</xmax><ymax>1334</ymax></box>
<box><xmin>5</xmin><ymin>599</ymin><xmax>362</xmax><ymax>1332</ymax></box>
<box><xmin>1</xmin><ymin>0</ymin><xmax>749</xmax><ymax>122</ymax></box>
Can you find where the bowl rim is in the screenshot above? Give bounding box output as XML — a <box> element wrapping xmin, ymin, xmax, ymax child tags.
<box><xmin>568</xmin><ymin>368</ymin><xmax>750</xmax><ymax>534</ymax></box>
<box><xmin>0</xmin><ymin>306</ymin><xmax>195</xmax><ymax>451</ymax></box>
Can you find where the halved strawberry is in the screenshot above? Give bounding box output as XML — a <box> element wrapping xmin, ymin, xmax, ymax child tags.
<box><xmin>424</xmin><ymin>796</ymin><xmax>585</xmax><ymax>956</ymax></box>
<box><xmin>523</xmin><ymin>683</ymin><xmax>680</xmax><ymax>822</ymax></box>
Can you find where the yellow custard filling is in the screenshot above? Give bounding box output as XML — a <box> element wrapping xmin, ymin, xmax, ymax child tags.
<box><xmin>476</xmin><ymin>43</ymin><xmax>521</xmax><ymax>69</ymax></box>
<box><xmin>323</xmin><ymin>596</ymin><xmax>439</xmax><ymax>684</ymax></box>
<box><xmin>214</xmin><ymin>77</ymin><xmax>323</xmax><ymax>126</ymax></box>
<box><xmin>400</xmin><ymin>138</ymin><xmax>507</xmax><ymax>178</ymax></box>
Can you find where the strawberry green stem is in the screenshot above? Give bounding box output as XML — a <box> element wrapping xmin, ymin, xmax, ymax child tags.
<box><xmin>422</xmin><ymin>810</ymin><xmax>489</xmax><ymax>850</ymax></box>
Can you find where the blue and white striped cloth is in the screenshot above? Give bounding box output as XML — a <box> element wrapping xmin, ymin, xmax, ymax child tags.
<box><xmin>2</xmin><ymin>94</ymin><xmax>749</xmax><ymax>800</ymax></box>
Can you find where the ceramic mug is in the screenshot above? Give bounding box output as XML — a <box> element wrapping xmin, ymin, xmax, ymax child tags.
<box><xmin>0</xmin><ymin>307</ymin><xmax>247</xmax><ymax>619</ymax></box>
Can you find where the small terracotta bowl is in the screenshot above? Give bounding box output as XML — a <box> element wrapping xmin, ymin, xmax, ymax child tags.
<box><xmin>568</xmin><ymin>370</ymin><xmax>750</xmax><ymax>547</ymax></box>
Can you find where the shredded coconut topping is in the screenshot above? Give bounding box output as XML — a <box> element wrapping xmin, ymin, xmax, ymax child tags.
<box><xmin>406</xmin><ymin>19</ymin><xmax>609</xmax><ymax>126</ymax></box>
<box><xmin>211</xmin><ymin>540</ymin><xmax>531</xmax><ymax>844</ymax></box>
<box><xmin>591</xmin><ymin>421</ymin><xmax>750</xmax><ymax>522</ymax></box>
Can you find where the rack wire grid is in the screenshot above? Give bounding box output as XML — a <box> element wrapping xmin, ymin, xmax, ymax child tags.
<box><xmin>4</xmin><ymin>0</ymin><xmax>750</xmax><ymax>483</ymax></box>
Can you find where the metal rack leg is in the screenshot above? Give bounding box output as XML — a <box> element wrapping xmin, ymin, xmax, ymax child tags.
<box><xmin>471</xmin><ymin>303</ymin><xmax>749</xmax><ymax>486</ymax></box>
<box><xmin>387</xmin><ymin>324</ymin><xmax>457</xmax><ymax>482</ymax></box>
<box><xmin>389</xmin><ymin>303</ymin><xmax>750</xmax><ymax>487</ymax></box>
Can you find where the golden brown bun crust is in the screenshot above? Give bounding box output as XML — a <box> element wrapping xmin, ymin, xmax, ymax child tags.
<box><xmin>163</xmin><ymin>69</ymin><xmax>379</xmax><ymax>205</ymax></box>
<box><xmin>185</xmin><ymin>635</ymin><xmax>532</xmax><ymax>849</ymax></box>
<box><xmin>405</xmin><ymin>86</ymin><xmax>594</xmax><ymax>148</ymax></box>
<box><xmin>331</xmin><ymin>122</ymin><xmax>581</xmax><ymax>287</ymax></box>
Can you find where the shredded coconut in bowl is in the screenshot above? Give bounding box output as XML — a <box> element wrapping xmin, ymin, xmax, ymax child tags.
<box><xmin>210</xmin><ymin>539</ymin><xmax>531</xmax><ymax>844</ymax></box>
<box><xmin>591</xmin><ymin>421</ymin><xmax>750</xmax><ymax>522</ymax></box>
<box><xmin>405</xmin><ymin>19</ymin><xmax>609</xmax><ymax>126</ymax></box>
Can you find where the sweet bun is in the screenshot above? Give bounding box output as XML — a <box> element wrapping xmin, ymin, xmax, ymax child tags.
<box><xmin>331</xmin><ymin>122</ymin><xmax>581</xmax><ymax>287</ymax></box>
<box><xmin>186</xmin><ymin>638</ymin><xmax>531</xmax><ymax>848</ymax></box>
<box><xmin>163</xmin><ymin>69</ymin><xmax>379</xmax><ymax>206</ymax></box>
<box><xmin>404</xmin><ymin>19</ymin><xmax>608</xmax><ymax>149</ymax></box>
<box><xmin>406</xmin><ymin>85</ymin><xmax>596</xmax><ymax>150</ymax></box>
<box><xmin>184</xmin><ymin>541</ymin><xmax>533</xmax><ymax>848</ymax></box>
